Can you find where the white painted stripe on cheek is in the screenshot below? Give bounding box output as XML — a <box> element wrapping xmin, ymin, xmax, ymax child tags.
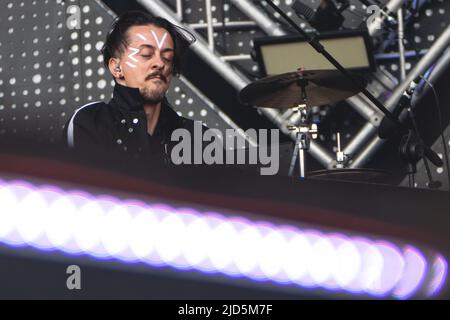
<box><xmin>127</xmin><ymin>47</ymin><xmax>140</xmax><ymax>62</ymax></box>
<box><xmin>125</xmin><ymin>61</ymin><xmax>137</xmax><ymax>68</ymax></box>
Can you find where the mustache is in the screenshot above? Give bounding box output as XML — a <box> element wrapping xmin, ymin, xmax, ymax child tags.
<box><xmin>145</xmin><ymin>72</ymin><xmax>167</xmax><ymax>83</ymax></box>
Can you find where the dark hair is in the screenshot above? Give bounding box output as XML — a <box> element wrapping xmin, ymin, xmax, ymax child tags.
<box><xmin>101</xmin><ymin>11</ymin><xmax>195</xmax><ymax>75</ymax></box>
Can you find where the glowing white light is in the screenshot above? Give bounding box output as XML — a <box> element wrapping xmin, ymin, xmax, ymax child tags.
<box><xmin>101</xmin><ymin>204</ymin><xmax>133</xmax><ymax>256</ymax></box>
<box><xmin>207</xmin><ymin>220</ymin><xmax>239</xmax><ymax>273</ymax></box>
<box><xmin>16</xmin><ymin>191</ymin><xmax>47</xmax><ymax>245</ymax></box>
<box><xmin>282</xmin><ymin>231</ymin><xmax>311</xmax><ymax>285</ymax></box>
<box><xmin>307</xmin><ymin>233</ymin><xmax>336</xmax><ymax>285</ymax></box>
<box><xmin>393</xmin><ymin>246</ymin><xmax>427</xmax><ymax>299</ymax></box>
<box><xmin>373</xmin><ymin>242</ymin><xmax>405</xmax><ymax>296</ymax></box>
<box><xmin>0</xmin><ymin>186</ymin><xmax>18</xmax><ymax>239</ymax></box>
<box><xmin>129</xmin><ymin>209</ymin><xmax>159</xmax><ymax>261</ymax></box>
<box><xmin>182</xmin><ymin>216</ymin><xmax>211</xmax><ymax>267</ymax></box>
<box><xmin>331</xmin><ymin>235</ymin><xmax>362</xmax><ymax>288</ymax></box>
<box><xmin>350</xmin><ymin>238</ymin><xmax>384</xmax><ymax>294</ymax></box>
<box><xmin>73</xmin><ymin>201</ymin><xmax>106</xmax><ymax>253</ymax></box>
<box><xmin>259</xmin><ymin>228</ymin><xmax>288</xmax><ymax>280</ymax></box>
<box><xmin>234</xmin><ymin>225</ymin><xmax>265</xmax><ymax>277</ymax></box>
<box><xmin>0</xmin><ymin>178</ymin><xmax>447</xmax><ymax>299</ymax></box>
<box><xmin>155</xmin><ymin>213</ymin><xmax>186</xmax><ymax>265</ymax></box>
<box><xmin>45</xmin><ymin>196</ymin><xmax>76</xmax><ymax>247</ymax></box>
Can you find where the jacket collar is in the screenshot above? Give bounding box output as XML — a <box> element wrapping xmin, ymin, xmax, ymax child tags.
<box><xmin>112</xmin><ymin>82</ymin><xmax>145</xmax><ymax>112</ymax></box>
<box><xmin>111</xmin><ymin>82</ymin><xmax>185</xmax><ymax>133</ymax></box>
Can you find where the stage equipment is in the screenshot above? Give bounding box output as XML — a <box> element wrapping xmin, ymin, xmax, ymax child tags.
<box><xmin>240</xmin><ymin>69</ymin><xmax>366</xmax><ymax>178</ymax></box>
<box><xmin>239</xmin><ymin>69</ymin><xmax>366</xmax><ymax>109</ymax></box>
<box><xmin>252</xmin><ymin>29</ymin><xmax>376</xmax><ymax>76</ymax></box>
<box><xmin>308</xmin><ymin>168</ymin><xmax>391</xmax><ymax>183</ymax></box>
<box><xmin>291</xmin><ymin>0</ymin><xmax>349</xmax><ymax>32</ymax></box>
<box><xmin>350</xmin><ymin>24</ymin><xmax>450</xmax><ymax>169</ymax></box>
<box><xmin>0</xmin><ymin>148</ymin><xmax>449</xmax><ymax>299</ymax></box>
<box><xmin>260</xmin><ymin>0</ymin><xmax>443</xmax><ymax>171</ymax></box>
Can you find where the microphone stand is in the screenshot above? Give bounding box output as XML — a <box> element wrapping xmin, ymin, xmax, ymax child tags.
<box><xmin>263</xmin><ymin>0</ymin><xmax>443</xmax><ymax>169</ymax></box>
<box><xmin>399</xmin><ymin>103</ymin><xmax>442</xmax><ymax>189</ymax></box>
<box><xmin>396</xmin><ymin>7</ymin><xmax>439</xmax><ymax>189</ymax></box>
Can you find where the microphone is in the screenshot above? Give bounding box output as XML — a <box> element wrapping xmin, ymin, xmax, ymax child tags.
<box><xmin>378</xmin><ymin>77</ymin><xmax>421</xmax><ymax>139</ymax></box>
<box><xmin>292</xmin><ymin>0</ymin><xmax>349</xmax><ymax>31</ymax></box>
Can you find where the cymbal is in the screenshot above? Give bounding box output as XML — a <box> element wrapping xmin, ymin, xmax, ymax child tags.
<box><xmin>308</xmin><ymin>168</ymin><xmax>391</xmax><ymax>184</ymax></box>
<box><xmin>239</xmin><ymin>69</ymin><xmax>367</xmax><ymax>109</ymax></box>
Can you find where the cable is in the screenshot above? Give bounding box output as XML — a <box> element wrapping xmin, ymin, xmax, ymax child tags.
<box><xmin>421</xmin><ymin>77</ymin><xmax>450</xmax><ymax>188</ymax></box>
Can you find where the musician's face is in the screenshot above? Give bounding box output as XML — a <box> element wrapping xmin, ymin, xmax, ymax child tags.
<box><xmin>110</xmin><ymin>24</ymin><xmax>175</xmax><ymax>104</ymax></box>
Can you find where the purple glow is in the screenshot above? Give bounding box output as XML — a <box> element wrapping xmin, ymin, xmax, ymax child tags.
<box><xmin>427</xmin><ymin>255</ymin><xmax>448</xmax><ymax>297</ymax></box>
<box><xmin>329</xmin><ymin>234</ymin><xmax>362</xmax><ymax>290</ymax></box>
<box><xmin>393</xmin><ymin>246</ymin><xmax>427</xmax><ymax>299</ymax></box>
<box><xmin>0</xmin><ymin>178</ymin><xmax>448</xmax><ymax>299</ymax></box>
<box><xmin>372</xmin><ymin>242</ymin><xmax>405</xmax><ymax>296</ymax></box>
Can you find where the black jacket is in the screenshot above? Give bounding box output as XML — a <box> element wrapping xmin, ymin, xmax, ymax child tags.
<box><xmin>63</xmin><ymin>83</ymin><xmax>199</xmax><ymax>164</ymax></box>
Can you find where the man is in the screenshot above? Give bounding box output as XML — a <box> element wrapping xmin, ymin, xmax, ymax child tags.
<box><xmin>63</xmin><ymin>11</ymin><xmax>199</xmax><ymax>164</ymax></box>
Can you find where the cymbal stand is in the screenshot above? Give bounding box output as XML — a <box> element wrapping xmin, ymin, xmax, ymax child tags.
<box><xmin>287</xmin><ymin>77</ymin><xmax>318</xmax><ymax>178</ymax></box>
<box><xmin>334</xmin><ymin>132</ymin><xmax>348</xmax><ymax>169</ymax></box>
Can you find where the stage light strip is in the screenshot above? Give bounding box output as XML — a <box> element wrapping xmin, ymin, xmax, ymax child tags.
<box><xmin>0</xmin><ymin>178</ymin><xmax>447</xmax><ymax>299</ymax></box>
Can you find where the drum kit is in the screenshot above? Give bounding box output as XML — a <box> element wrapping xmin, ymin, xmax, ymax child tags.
<box><xmin>239</xmin><ymin>68</ymin><xmax>389</xmax><ymax>183</ymax></box>
<box><xmin>236</xmin><ymin>0</ymin><xmax>445</xmax><ymax>186</ymax></box>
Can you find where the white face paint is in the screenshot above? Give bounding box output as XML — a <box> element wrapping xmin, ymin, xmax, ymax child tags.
<box><xmin>151</xmin><ymin>30</ymin><xmax>168</xmax><ymax>50</ymax></box>
<box><xmin>125</xmin><ymin>46</ymin><xmax>140</xmax><ymax>69</ymax></box>
<box><xmin>127</xmin><ymin>47</ymin><xmax>140</xmax><ymax>62</ymax></box>
<box><xmin>136</xmin><ymin>33</ymin><xmax>147</xmax><ymax>41</ymax></box>
<box><xmin>125</xmin><ymin>61</ymin><xmax>136</xmax><ymax>69</ymax></box>
<box><xmin>123</xmin><ymin>30</ymin><xmax>171</xmax><ymax>71</ymax></box>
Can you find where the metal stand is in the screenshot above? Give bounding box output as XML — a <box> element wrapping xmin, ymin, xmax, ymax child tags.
<box><xmin>399</xmin><ymin>106</ymin><xmax>442</xmax><ymax>189</ymax></box>
<box><xmin>287</xmin><ymin>105</ymin><xmax>318</xmax><ymax>178</ymax></box>
<box><xmin>335</xmin><ymin>132</ymin><xmax>348</xmax><ymax>169</ymax></box>
<box><xmin>287</xmin><ymin>75</ymin><xmax>318</xmax><ymax>178</ymax></box>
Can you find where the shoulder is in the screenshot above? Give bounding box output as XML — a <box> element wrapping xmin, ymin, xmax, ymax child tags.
<box><xmin>68</xmin><ymin>101</ymin><xmax>110</xmax><ymax>125</ymax></box>
<box><xmin>64</xmin><ymin>101</ymin><xmax>111</xmax><ymax>148</ymax></box>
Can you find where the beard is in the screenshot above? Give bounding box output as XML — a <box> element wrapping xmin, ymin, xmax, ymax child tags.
<box><xmin>140</xmin><ymin>85</ymin><xmax>167</xmax><ymax>104</ymax></box>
